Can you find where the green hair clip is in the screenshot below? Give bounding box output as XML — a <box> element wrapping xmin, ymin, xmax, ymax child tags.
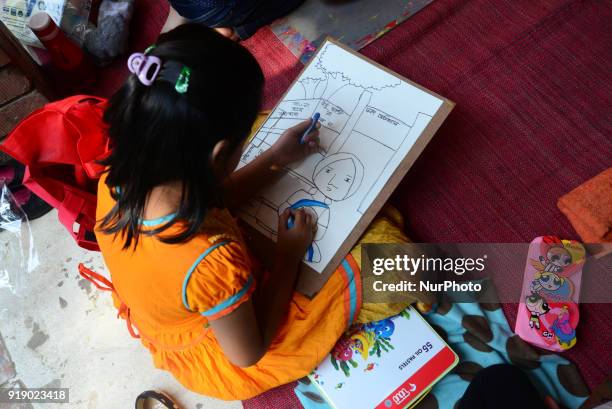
<box><xmin>144</xmin><ymin>44</ymin><xmax>156</xmax><ymax>54</ymax></box>
<box><xmin>175</xmin><ymin>66</ymin><xmax>191</xmax><ymax>94</ymax></box>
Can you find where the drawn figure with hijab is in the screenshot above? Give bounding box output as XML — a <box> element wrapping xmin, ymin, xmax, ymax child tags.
<box><xmin>279</xmin><ymin>152</ymin><xmax>364</xmax><ymax>263</ymax></box>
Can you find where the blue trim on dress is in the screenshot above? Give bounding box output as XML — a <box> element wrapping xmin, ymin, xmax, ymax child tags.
<box><xmin>141</xmin><ymin>213</ymin><xmax>178</xmax><ymax>227</ymax></box>
<box><xmin>341</xmin><ymin>258</ymin><xmax>358</xmax><ymax>325</ymax></box>
<box><xmin>114</xmin><ymin>186</ymin><xmax>177</xmax><ymax>227</ymax></box>
<box><xmin>200</xmin><ymin>275</ymin><xmax>254</xmax><ymax>317</ymax></box>
<box><xmin>181</xmin><ymin>241</ymin><xmax>229</xmax><ymax>311</ymax></box>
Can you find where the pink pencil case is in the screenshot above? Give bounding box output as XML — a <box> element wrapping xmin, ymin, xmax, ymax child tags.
<box><xmin>515</xmin><ymin>236</ymin><xmax>585</xmax><ymax>351</ymax></box>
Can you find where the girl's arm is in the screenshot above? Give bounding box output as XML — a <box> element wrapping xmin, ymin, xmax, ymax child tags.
<box><xmin>224</xmin><ymin>120</ymin><xmax>320</xmax><ymax>209</ymax></box>
<box><xmin>209</xmin><ymin>209</ymin><xmax>315</xmax><ymax>367</ymax></box>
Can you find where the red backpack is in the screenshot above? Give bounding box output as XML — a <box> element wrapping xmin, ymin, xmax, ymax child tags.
<box><xmin>0</xmin><ymin>95</ymin><xmax>110</xmax><ymax>251</ymax></box>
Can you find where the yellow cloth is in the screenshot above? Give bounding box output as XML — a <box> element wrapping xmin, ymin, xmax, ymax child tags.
<box><xmin>352</xmin><ymin>205</ymin><xmax>431</xmax><ymax>323</ymax></box>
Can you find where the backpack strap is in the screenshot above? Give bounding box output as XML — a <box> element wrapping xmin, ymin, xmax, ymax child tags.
<box><xmin>51</xmin><ymin>95</ymin><xmax>105</xmax><ymax>114</ymax></box>
<box><xmin>57</xmin><ymin>190</ymin><xmax>99</xmax><ymax>251</ymax></box>
<box><xmin>65</xmin><ymin>96</ymin><xmax>109</xmax><ymax>180</ymax></box>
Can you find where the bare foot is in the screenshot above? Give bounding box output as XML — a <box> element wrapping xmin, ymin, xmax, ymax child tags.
<box><xmin>214</xmin><ymin>27</ymin><xmax>240</xmax><ymax>41</ymax></box>
<box><xmin>161</xmin><ymin>6</ymin><xmax>188</xmax><ymax>34</ymax></box>
<box><xmin>161</xmin><ymin>7</ymin><xmax>239</xmax><ymax>40</ymax></box>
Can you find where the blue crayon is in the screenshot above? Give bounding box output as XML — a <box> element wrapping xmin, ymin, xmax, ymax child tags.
<box><xmin>300</xmin><ymin>112</ymin><xmax>320</xmax><ymax>144</ymax></box>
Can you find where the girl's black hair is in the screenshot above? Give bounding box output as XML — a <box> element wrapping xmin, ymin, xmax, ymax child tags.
<box><xmin>99</xmin><ymin>24</ymin><xmax>264</xmax><ymax>248</ymax></box>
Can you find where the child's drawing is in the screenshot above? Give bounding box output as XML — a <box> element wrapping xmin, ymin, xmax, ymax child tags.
<box><xmin>238</xmin><ymin>40</ymin><xmax>444</xmax><ymax>272</ymax></box>
<box><xmin>257</xmin><ymin>152</ymin><xmax>365</xmax><ymax>262</ymax></box>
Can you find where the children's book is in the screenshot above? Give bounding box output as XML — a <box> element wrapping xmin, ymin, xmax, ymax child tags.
<box><xmin>237</xmin><ymin>39</ymin><xmax>454</xmax><ymax>290</ymax></box>
<box><xmin>310</xmin><ymin>307</ymin><xmax>458</xmax><ymax>409</ymax></box>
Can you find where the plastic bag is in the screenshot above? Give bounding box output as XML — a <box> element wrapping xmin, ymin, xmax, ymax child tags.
<box><xmin>0</xmin><ymin>0</ymin><xmax>92</xmax><ymax>47</ymax></box>
<box><xmin>0</xmin><ymin>183</ymin><xmax>38</xmax><ymax>295</ymax></box>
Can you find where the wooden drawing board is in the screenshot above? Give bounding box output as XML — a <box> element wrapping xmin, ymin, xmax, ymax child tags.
<box><xmin>238</xmin><ymin>38</ymin><xmax>454</xmax><ymax>297</ymax></box>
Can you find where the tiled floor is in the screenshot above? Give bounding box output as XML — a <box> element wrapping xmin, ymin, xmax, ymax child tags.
<box><xmin>0</xmin><ymin>211</ymin><xmax>241</xmax><ymax>409</ymax></box>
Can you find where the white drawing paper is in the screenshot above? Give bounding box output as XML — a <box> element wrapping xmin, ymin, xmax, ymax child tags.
<box><xmin>238</xmin><ymin>40</ymin><xmax>444</xmax><ymax>273</ymax></box>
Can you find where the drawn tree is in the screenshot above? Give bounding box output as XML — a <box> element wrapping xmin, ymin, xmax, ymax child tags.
<box><xmin>303</xmin><ymin>43</ymin><xmax>401</xmax><ymax>111</ymax></box>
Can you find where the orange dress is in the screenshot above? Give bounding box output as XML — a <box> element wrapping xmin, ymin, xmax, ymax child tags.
<box><xmin>94</xmin><ymin>174</ymin><xmax>361</xmax><ymax>400</ymax></box>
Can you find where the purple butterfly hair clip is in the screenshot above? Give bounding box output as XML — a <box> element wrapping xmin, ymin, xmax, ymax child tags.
<box><xmin>127</xmin><ymin>52</ymin><xmax>162</xmax><ymax>86</ymax></box>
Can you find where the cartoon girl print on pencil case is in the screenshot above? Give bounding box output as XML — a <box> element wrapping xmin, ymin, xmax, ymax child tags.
<box><xmin>517</xmin><ymin>237</ymin><xmax>585</xmax><ymax>351</ymax></box>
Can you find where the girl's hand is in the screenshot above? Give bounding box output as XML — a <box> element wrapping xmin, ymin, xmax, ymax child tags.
<box><xmin>276</xmin><ymin>208</ymin><xmax>316</xmax><ymax>261</ymax></box>
<box><xmin>269</xmin><ymin>120</ymin><xmax>320</xmax><ymax>167</ymax></box>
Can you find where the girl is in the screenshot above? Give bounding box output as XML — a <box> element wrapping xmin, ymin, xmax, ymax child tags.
<box><xmin>96</xmin><ymin>24</ymin><xmax>423</xmax><ymax>400</ymax></box>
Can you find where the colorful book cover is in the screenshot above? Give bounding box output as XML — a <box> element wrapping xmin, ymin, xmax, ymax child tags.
<box><xmin>310</xmin><ymin>306</ymin><xmax>457</xmax><ymax>409</ymax></box>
